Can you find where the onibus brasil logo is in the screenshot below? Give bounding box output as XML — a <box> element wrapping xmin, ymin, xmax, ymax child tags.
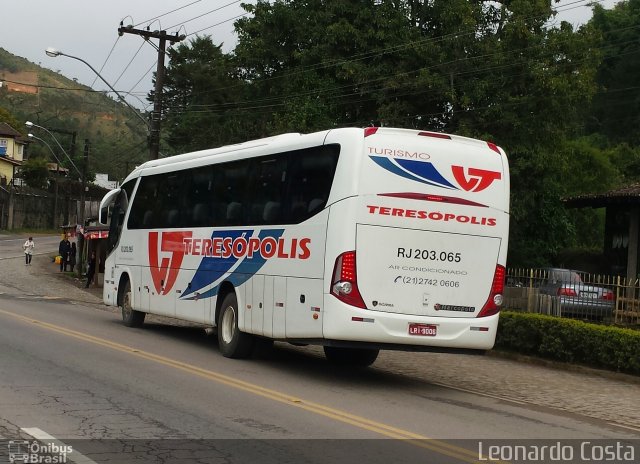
<box><xmin>8</xmin><ymin>440</ymin><xmax>72</xmax><ymax>463</ymax></box>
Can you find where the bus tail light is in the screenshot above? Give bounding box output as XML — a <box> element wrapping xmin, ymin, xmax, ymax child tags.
<box><xmin>331</xmin><ymin>251</ymin><xmax>367</xmax><ymax>309</ymax></box>
<box><xmin>477</xmin><ymin>265</ymin><xmax>505</xmax><ymax>318</ymax></box>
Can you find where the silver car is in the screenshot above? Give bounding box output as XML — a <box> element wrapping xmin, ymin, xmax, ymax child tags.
<box><xmin>538</xmin><ymin>268</ymin><xmax>615</xmax><ymax>319</ymax></box>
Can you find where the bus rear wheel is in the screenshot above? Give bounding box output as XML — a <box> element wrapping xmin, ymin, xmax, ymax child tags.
<box><xmin>218</xmin><ymin>293</ymin><xmax>254</xmax><ymax>359</ymax></box>
<box><xmin>323</xmin><ymin>346</ymin><xmax>379</xmax><ymax>367</ymax></box>
<box><xmin>120</xmin><ymin>280</ymin><xmax>145</xmax><ymax>328</ymax></box>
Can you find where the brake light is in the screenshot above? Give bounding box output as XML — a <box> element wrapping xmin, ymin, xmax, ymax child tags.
<box><xmin>601</xmin><ymin>290</ymin><xmax>615</xmax><ymax>301</ymax></box>
<box><xmin>558</xmin><ymin>287</ymin><xmax>578</xmax><ymax>297</ymax></box>
<box><xmin>378</xmin><ymin>192</ymin><xmax>487</xmax><ymax>207</ymax></box>
<box><xmin>331</xmin><ymin>251</ymin><xmax>367</xmax><ymax>309</ymax></box>
<box><xmin>477</xmin><ymin>265</ymin><xmax>505</xmax><ymax>318</ymax></box>
<box><xmin>364</xmin><ymin>127</ymin><xmax>379</xmax><ymax>137</ymax></box>
<box><xmin>418</xmin><ymin>131</ymin><xmax>451</xmax><ymax>139</ymax></box>
<box><xmin>487</xmin><ymin>142</ymin><xmax>501</xmax><ymax>154</ymax></box>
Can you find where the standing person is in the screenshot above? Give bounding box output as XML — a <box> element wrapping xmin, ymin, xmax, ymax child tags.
<box><xmin>58</xmin><ymin>237</ymin><xmax>70</xmax><ymax>272</ymax></box>
<box><xmin>85</xmin><ymin>251</ymin><xmax>96</xmax><ymax>288</ymax></box>
<box><xmin>23</xmin><ymin>237</ymin><xmax>35</xmax><ymax>265</ymax></box>
<box><xmin>69</xmin><ymin>242</ymin><xmax>77</xmax><ymax>272</ymax></box>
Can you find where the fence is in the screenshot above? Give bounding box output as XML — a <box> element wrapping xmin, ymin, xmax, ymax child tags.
<box><xmin>0</xmin><ymin>185</ymin><xmax>103</xmax><ymax>230</ymax></box>
<box><xmin>504</xmin><ymin>268</ymin><xmax>640</xmax><ymax>326</ymax></box>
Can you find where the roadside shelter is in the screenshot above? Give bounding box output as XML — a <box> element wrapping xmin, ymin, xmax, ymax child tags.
<box><xmin>82</xmin><ymin>225</ymin><xmax>109</xmax><ymax>287</ymax></box>
<box><xmin>563</xmin><ymin>183</ymin><xmax>640</xmax><ymax>282</ymax></box>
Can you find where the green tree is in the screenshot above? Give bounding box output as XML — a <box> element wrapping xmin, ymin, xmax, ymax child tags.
<box><xmin>162</xmin><ymin>0</ymin><xmax>605</xmax><ymax>266</ymax></box>
<box><xmin>19</xmin><ymin>157</ymin><xmax>50</xmax><ymax>189</ymax></box>
<box><xmin>0</xmin><ymin>106</ymin><xmax>24</xmax><ymax>134</ymax></box>
<box><xmin>587</xmin><ymin>0</ymin><xmax>640</xmax><ymax>146</ymax></box>
<box><xmin>160</xmin><ymin>36</ymin><xmax>247</xmax><ymax>152</ymax></box>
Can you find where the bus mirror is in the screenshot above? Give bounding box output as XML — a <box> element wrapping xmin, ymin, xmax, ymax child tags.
<box><xmin>99</xmin><ymin>188</ymin><xmax>121</xmax><ymax>225</ymax></box>
<box><xmin>99</xmin><ymin>206</ymin><xmax>109</xmax><ymax>225</ymax></box>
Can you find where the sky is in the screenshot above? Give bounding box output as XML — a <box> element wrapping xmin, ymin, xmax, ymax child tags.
<box><xmin>1</xmin><ymin>0</ymin><xmax>621</xmax><ymax>111</ymax></box>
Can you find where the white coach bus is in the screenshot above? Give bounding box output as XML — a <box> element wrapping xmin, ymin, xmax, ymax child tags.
<box><xmin>99</xmin><ymin>127</ymin><xmax>509</xmax><ymax>366</ymax></box>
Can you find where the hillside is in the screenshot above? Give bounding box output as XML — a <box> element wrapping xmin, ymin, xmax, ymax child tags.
<box><xmin>0</xmin><ymin>47</ymin><xmax>149</xmax><ymax>181</ymax></box>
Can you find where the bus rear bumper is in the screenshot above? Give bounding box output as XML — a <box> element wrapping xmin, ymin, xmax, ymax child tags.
<box><xmin>322</xmin><ymin>298</ymin><xmax>499</xmax><ymax>351</ymax></box>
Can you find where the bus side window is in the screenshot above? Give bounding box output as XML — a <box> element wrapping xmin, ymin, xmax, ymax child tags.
<box><xmin>214</xmin><ymin>160</ymin><xmax>250</xmax><ymax>226</ymax></box>
<box><xmin>128</xmin><ymin>176</ymin><xmax>158</xmax><ymax>229</ymax></box>
<box><xmin>286</xmin><ymin>144</ymin><xmax>340</xmax><ymax>223</ymax></box>
<box><xmin>247</xmin><ymin>156</ymin><xmax>286</xmax><ymax>225</ymax></box>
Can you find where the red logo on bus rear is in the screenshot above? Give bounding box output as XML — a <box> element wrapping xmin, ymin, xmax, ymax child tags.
<box><xmin>149</xmin><ymin>231</ymin><xmax>192</xmax><ymax>295</ymax></box>
<box><xmin>452</xmin><ymin>166</ymin><xmax>501</xmax><ymax>192</ymax></box>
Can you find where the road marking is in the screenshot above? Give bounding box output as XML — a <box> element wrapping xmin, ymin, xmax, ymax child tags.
<box><xmin>608</xmin><ymin>422</ymin><xmax>640</xmax><ymax>433</ymax></box>
<box><xmin>0</xmin><ymin>308</ymin><xmax>500</xmax><ymax>464</ymax></box>
<box><xmin>21</xmin><ymin>427</ymin><xmax>98</xmax><ymax>464</ymax></box>
<box><xmin>430</xmin><ymin>381</ymin><xmax>527</xmax><ymax>405</ymax></box>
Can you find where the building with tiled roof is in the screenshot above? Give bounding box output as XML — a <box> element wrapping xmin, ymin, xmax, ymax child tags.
<box><xmin>0</xmin><ymin>122</ymin><xmax>27</xmax><ymax>186</ymax></box>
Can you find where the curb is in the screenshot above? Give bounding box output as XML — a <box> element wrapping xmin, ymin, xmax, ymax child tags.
<box><xmin>488</xmin><ymin>349</ymin><xmax>640</xmax><ymax>385</ymax></box>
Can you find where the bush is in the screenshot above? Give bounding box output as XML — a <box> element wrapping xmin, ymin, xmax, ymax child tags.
<box><xmin>495</xmin><ymin>311</ymin><xmax>640</xmax><ymax>375</ymax></box>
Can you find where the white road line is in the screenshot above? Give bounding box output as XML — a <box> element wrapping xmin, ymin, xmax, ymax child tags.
<box><xmin>608</xmin><ymin>422</ymin><xmax>640</xmax><ymax>433</ymax></box>
<box><xmin>20</xmin><ymin>428</ymin><xmax>98</xmax><ymax>464</ymax></box>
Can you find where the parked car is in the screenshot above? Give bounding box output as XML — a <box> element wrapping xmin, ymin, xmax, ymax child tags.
<box><xmin>538</xmin><ymin>268</ymin><xmax>615</xmax><ymax>319</ymax></box>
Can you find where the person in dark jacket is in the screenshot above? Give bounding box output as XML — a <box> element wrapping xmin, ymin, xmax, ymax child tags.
<box><xmin>85</xmin><ymin>251</ymin><xmax>96</xmax><ymax>288</ymax></box>
<box><xmin>58</xmin><ymin>237</ymin><xmax>71</xmax><ymax>272</ymax></box>
<box><xmin>68</xmin><ymin>242</ymin><xmax>77</xmax><ymax>272</ymax></box>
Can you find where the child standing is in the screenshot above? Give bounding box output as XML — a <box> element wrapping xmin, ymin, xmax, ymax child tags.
<box><xmin>23</xmin><ymin>237</ymin><xmax>35</xmax><ymax>265</ymax></box>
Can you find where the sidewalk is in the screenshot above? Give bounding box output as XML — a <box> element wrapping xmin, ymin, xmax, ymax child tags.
<box><xmin>0</xmin><ymin>250</ymin><xmax>103</xmax><ymax>306</ymax></box>
<box><xmin>1</xmin><ymin>246</ymin><xmax>639</xmax><ymax>431</ymax></box>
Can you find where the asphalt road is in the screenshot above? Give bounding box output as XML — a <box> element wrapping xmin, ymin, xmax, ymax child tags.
<box><xmin>0</xmin><ymin>234</ymin><xmax>61</xmax><ymax>261</ymax></box>
<box><xmin>0</xmin><ymin>234</ymin><xmax>638</xmax><ymax>463</ymax></box>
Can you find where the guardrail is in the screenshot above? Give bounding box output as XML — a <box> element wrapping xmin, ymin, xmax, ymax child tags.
<box><xmin>504</xmin><ymin>268</ymin><xmax>639</xmax><ymax>326</ymax></box>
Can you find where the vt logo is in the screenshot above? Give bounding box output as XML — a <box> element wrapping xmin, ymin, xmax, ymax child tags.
<box><xmin>149</xmin><ymin>231</ymin><xmax>192</xmax><ymax>295</ymax></box>
<box><xmin>452</xmin><ymin>166</ymin><xmax>501</xmax><ymax>192</ymax></box>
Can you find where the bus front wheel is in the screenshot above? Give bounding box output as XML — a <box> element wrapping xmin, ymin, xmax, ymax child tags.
<box><xmin>218</xmin><ymin>293</ymin><xmax>254</xmax><ymax>358</ymax></box>
<box><xmin>323</xmin><ymin>346</ymin><xmax>379</xmax><ymax>367</ymax></box>
<box><xmin>120</xmin><ymin>280</ymin><xmax>145</xmax><ymax>328</ymax></box>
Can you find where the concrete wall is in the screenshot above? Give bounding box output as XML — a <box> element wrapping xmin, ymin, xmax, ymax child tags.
<box><xmin>0</xmin><ymin>187</ymin><xmax>101</xmax><ymax>230</ymax></box>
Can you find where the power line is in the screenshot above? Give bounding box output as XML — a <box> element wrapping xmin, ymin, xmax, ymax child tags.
<box><xmin>134</xmin><ymin>0</ymin><xmax>204</xmax><ymax>27</ymax></box>
<box><xmin>187</xmin><ymin>12</ymin><xmax>249</xmax><ymax>37</ymax></box>
<box><xmin>113</xmin><ymin>40</ymin><xmax>146</xmax><ymax>87</ymax></box>
<box><xmin>165</xmin><ymin>24</ymin><xmax>639</xmax><ymax>115</ymax></box>
<box><xmin>178</xmin><ymin>0</ymin><xmax>609</xmax><ymax>101</ymax></box>
<box><xmin>166</xmin><ymin>0</ymin><xmax>242</xmax><ymax>30</ymax></box>
<box><xmin>90</xmin><ymin>36</ymin><xmax>121</xmax><ymax>88</ymax></box>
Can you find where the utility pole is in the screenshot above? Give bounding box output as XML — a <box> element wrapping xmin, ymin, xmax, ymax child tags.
<box><xmin>78</xmin><ymin>139</ymin><xmax>90</xmax><ymax>278</ymax></box>
<box><xmin>117</xmin><ymin>25</ymin><xmax>185</xmax><ymax>160</ymax></box>
<box><xmin>81</xmin><ymin>139</ymin><xmax>89</xmax><ymax>227</ymax></box>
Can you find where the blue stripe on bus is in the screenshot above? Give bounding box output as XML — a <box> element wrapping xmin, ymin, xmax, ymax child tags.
<box><xmin>370</xmin><ymin>156</ymin><xmax>456</xmax><ymax>190</ymax></box>
<box><xmin>180</xmin><ymin>228</ymin><xmax>285</xmax><ymax>300</ymax></box>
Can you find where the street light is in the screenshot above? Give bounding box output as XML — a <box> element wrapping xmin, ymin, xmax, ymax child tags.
<box><xmin>27</xmin><ymin>133</ymin><xmax>63</xmax><ymax>166</ymax></box>
<box><xmin>28</xmin><ymin>133</ymin><xmax>63</xmax><ymax>228</ymax></box>
<box><xmin>27</xmin><ymin>121</ymin><xmax>88</xmax><ymax>236</ymax></box>
<box><xmin>45</xmin><ymin>47</ymin><xmax>150</xmax><ymax>129</ymax></box>
<box><xmin>25</xmin><ymin>121</ymin><xmax>81</xmax><ymax>178</ymax></box>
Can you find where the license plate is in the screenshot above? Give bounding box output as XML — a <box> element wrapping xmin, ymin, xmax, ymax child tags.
<box><xmin>581</xmin><ymin>291</ymin><xmax>598</xmax><ymax>299</ymax></box>
<box><xmin>408</xmin><ymin>323</ymin><xmax>437</xmax><ymax>336</ymax></box>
